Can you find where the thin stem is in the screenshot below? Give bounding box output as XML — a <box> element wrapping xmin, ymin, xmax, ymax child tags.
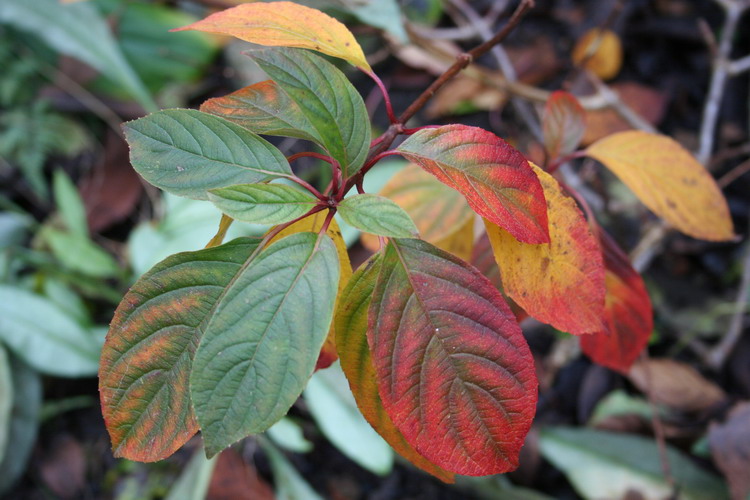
<box><xmin>401</xmin><ymin>124</ymin><xmax>442</xmax><ymax>135</ymax></box>
<box><xmin>319</xmin><ymin>208</ymin><xmax>336</xmax><ymax>235</ymax></box>
<box><xmin>285</xmin><ymin>152</ymin><xmax>337</xmax><ymax>201</ymax></box>
<box><xmin>287</xmin><ymin>151</ymin><xmax>335</xmax><ymax>164</ymax></box>
<box><xmin>729</xmin><ymin>53</ymin><xmax>750</xmax><ymax>75</ymax></box>
<box><xmin>283</xmin><ymin>175</ymin><xmax>327</xmax><ymax>202</ymax></box>
<box><xmin>264</xmin><ymin>205</ymin><xmax>327</xmax><ymax>244</ymax></box>
<box><xmin>364</xmin><ymin>70</ymin><xmax>398</xmax><ymax>124</ymax></box>
<box><xmin>547</xmin><ymin>151</ymin><xmax>587</xmax><ymax>174</ymax></box>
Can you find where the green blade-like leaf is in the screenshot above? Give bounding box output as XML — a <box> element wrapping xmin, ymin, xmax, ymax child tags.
<box><xmin>0</xmin><ymin>0</ymin><xmax>156</xmax><ymax>111</ymax></box>
<box><xmin>539</xmin><ymin>427</ymin><xmax>729</xmax><ymax>500</ymax></box>
<box><xmin>0</xmin><ymin>346</ymin><xmax>11</xmax><ymax>465</ymax></box>
<box><xmin>99</xmin><ymin>237</ymin><xmax>262</xmax><ymax>462</ymax></box>
<box><xmin>0</xmin><ymin>286</ymin><xmax>100</xmax><ymax>377</ymax></box>
<box><xmin>123</xmin><ymin>109</ymin><xmax>292</xmax><ymax>200</ymax></box>
<box><xmin>248</xmin><ymin>48</ymin><xmax>370</xmax><ymax>177</ymax></box>
<box><xmin>208</xmin><ymin>184</ymin><xmax>319</xmax><ymax>225</ymax></box>
<box><xmin>191</xmin><ymin>232</ymin><xmax>340</xmax><ymax>457</ymax></box>
<box><xmin>200</xmin><ymin>80</ymin><xmax>321</xmax><ymax>143</ymax></box>
<box><xmin>42</xmin><ymin>228</ymin><xmax>120</xmax><ymax>278</ymax></box>
<box><xmin>53</xmin><ymin>170</ymin><xmax>88</xmax><ymax>239</ymax></box>
<box><xmin>337</xmin><ymin>194</ymin><xmax>418</xmax><ymax>238</ymax></box>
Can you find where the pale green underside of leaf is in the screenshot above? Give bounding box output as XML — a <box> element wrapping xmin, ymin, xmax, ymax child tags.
<box><xmin>0</xmin><ymin>346</ymin><xmax>11</xmax><ymax>465</ymax></box>
<box><xmin>0</xmin><ymin>286</ymin><xmax>99</xmax><ymax>377</ymax></box>
<box><xmin>248</xmin><ymin>48</ymin><xmax>370</xmax><ymax>177</ymax></box>
<box><xmin>208</xmin><ymin>184</ymin><xmax>318</xmax><ymax>225</ymax></box>
<box><xmin>191</xmin><ymin>232</ymin><xmax>340</xmax><ymax>457</ymax></box>
<box><xmin>123</xmin><ymin>109</ymin><xmax>292</xmax><ymax>200</ymax></box>
<box><xmin>337</xmin><ymin>194</ymin><xmax>418</xmax><ymax>238</ymax></box>
<box><xmin>539</xmin><ymin>427</ymin><xmax>729</xmax><ymax>500</ymax></box>
<box><xmin>0</xmin><ymin>0</ymin><xmax>156</xmax><ymax>111</ymax></box>
<box><xmin>200</xmin><ymin>80</ymin><xmax>322</xmax><ymax>144</ymax></box>
<box><xmin>99</xmin><ymin>237</ymin><xmax>262</xmax><ymax>462</ymax></box>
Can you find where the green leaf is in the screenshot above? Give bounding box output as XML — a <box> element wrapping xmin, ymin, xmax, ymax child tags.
<box><xmin>266</xmin><ymin>417</ymin><xmax>313</xmax><ymax>453</ymax></box>
<box><xmin>0</xmin><ymin>285</ymin><xmax>100</xmax><ymax>377</ymax></box>
<box><xmin>208</xmin><ymin>184</ymin><xmax>319</xmax><ymax>225</ymax></box>
<box><xmin>0</xmin><ymin>346</ymin><xmax>11</xmax><ymax>465</ymax></box>
<box><xmin>337</xmin><ymin>194</ymin><xmax>418</xmax><ymax>238</ymax></box>
<box><xmin>200</xmin><ymin>80</ymin><xmax>321</xmax><ymax>143</ymax></box>
<box><xmin>539</xmin><ymin>427</ymin><xmax>729</xmax><ymax>500</ymax></box>
<box><xmin>164</xmin><ymin>450</ymin><xmax>217</xmax><ymax>500</ymax></box>
<box><xmin>99</xmin><ymin>237</ymin><xmax>262</xmax><ymax>462</ymax></box>
<box><xmin>248</xmin><ymin>48</ymin><xmax>370</xmax><ymax>177</ymax></box>
<box><xmin>123</xmin><ymin>109</ymin><xmax>292</xmax><ymax>200</ymax></box>
<box><xmin>191</xmin><ymin>232</ymin><xmax>340</xmax><ymax>457</ymax></box>
<box><xmin>43</xmin><ymin>228</ymin><xmax>120</xmax><ymax>278</ymax></box>
<box><xmin>0</xmin><ymin>354</ymin><xmax>41</xmax><ymax>495</ymax></box>
<box><xmin>259</xmin><ymin>437</ymin><xmax>325</xmax><ymax>500</ymax></box>
<box><xmin>304</xmin><ymin>362</ymin><xmax>394</xmax><ymax>475</ymax></box>
<box><xmin>53</xmin><ymin>170</ymin><xmax>88</xmax><ymax>239</ymax></box>
<box><xmin>0</xmin><ymin>0</ymin><xmax>156</xmax><ymax>111</ymax></box>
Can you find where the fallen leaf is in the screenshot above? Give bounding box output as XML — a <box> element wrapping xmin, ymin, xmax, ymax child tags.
<box><xmin>39</xmin><ymin>435</ymin><xmax>86</xmax><ymax>499</ymax></box>
<box><xmin>485</xmin><ymin>163</ymin><xmax>606</xmax><ymax>335</ymax></box>
<box><xmin>427</xmin><ymin>74</ymin><xmax>506</xmax><ymax>118</ymax></box>
<box><xmin>629</xmin><ymin>359</ymin><xmax>727</xmax><ymax>412</ymax></box>
<box><xmin>173</xmin><ymin>1</ymin><xmax>371</xmax><ymax>71</ymax></box>
<box><xmin>543</xmin><ymin>90</ymin><xmax>586</xmax><ymax>160</ymax></box>
<box><xmin>581</xmin><ymin>82</ymin><xmax>667</xmax><ymax>145</ymax></box>
<box><xmin>572</xmin><ymin>28</ymin><xmax>623</xmax><ymax>80</ymax></box>
<box><xmin>586</xmin><ymin>130</ymin><xmax>735</xmax><ymax>241</ymax></box>
<box><xmin>709</xmin><ymin>402</ymin><xmax>750</xmax><ymax>500</ymax></box>
<box><xmin>207</xmin><ymin>449</ymin><xmax>274</xmax><ymax>500</ymax></box>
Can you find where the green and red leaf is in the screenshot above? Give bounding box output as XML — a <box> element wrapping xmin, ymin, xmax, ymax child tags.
<box><xmin>368</xmin><ymin>238</ymin><xmax>537</xmax><ymax>476</ymax></box>
<box><xmin>485</xmin><ymin>163</ymin><xmax>606</xmax><ymax>335</ymax></box>
<box><xmin>396</xmin><ymin>125</ymin><xmax>549</xmax><ymax>244</ymax></box>
<box><xmin>190</xmin><ymin>232</ymin><xmax>340</xmax><ymax>457</ymax></box>
<box><xmin>335</xmin><ymin>254</ymin><xmax>455</xmax><ymax>482</ymax></box>
<box><xmin>581</xmin><ymin>229</ymin><xmax>653</xmax><ymax>372</ymax></box>
<box><xmin>99</xmin><ymin>237</ymin><xmax>261</xmax><ymax>461</ymax></box>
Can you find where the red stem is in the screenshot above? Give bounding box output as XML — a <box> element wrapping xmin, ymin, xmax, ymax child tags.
<box><xmin>401</xmin><ymin>124</ymin><xmax>442</xmax><ymax>135</ymax></box>
<box><xmin>547</xmin><ymin>150</ymin><xmax>587</xmax><ymax>173</ymax></box>
<box><xmin>319</xmin><ymin>208</ymin><xmax>336</xmax><ymax>235</ymax></box>
<box><xmin>364</xmin><ymin>70</ymin><xmax>398</xmax><ymax>124</ymax></box>
<box><xmin>287</xmin><ymin>151</ymin><xmax>342</xmax><ymax>200</ymax></box>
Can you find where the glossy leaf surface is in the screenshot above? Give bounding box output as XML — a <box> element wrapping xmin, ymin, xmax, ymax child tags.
<box><xmin>369</xmin><ymin>238</ymin><xmax>537</xmax><ymax>475</ymax></box>
<box><xmin>543</xmin><ymin>91</ymin><xmax>586</xmax><ymax>160</ymax></box>
<box><xmin>586</xmin><ymin>131</ymin><xmax>734</xmax><ymax>241</ymax></box>
<box><xmin>338</xmin><ymin>194</ymin><xmax>418</xmax><ymax>238</ymax></box>
<box><xmin>99</xmin><ymin>238</ymin><xmax>261</xmax><ymax>461</ymax></box>
<box><xmin>123</xmin><ymin>109</ymin><xmax>292</xmax><ymax>200</ymax></box>
<box><xmin>174</xmin><ymin>1</ymin><xmax>371</xmax><ymax>71</ymax></box>
<box><xmin>397</xmin><ymin>125</ymin><xmax>549</xmax><ymax>244</ymax></box>
<box><xmin>208</xmin><ymin>184</ymin><xmax>318</xmax><ymax>225</ymax></box>
<box><xmin>580</xmin><ymin>230</ymin><xmax>653</xmax><ymax>372</ymax></box>
<box><xmin>191</xmin><ymin>232</ymin><xmax>340</xmax><ymax>457</ymax></box>
<box><xmin>248</xmin><ymin>48</ymin><xmax>370</xmax><ymax>177</ymax></box>
<box><xmin>335</xmin><ymin>255</ymin><xmax>454</xmax><ymax>482</ymax></box>
<box><xmin>485</xmin><ymin>164</ymin><xmax>606</xmax><ymax>335</ymax></box>
<box><xmin>200</xmin><ymin>80</ymin><xmax>320</xmax><ymax>143</ymax></box>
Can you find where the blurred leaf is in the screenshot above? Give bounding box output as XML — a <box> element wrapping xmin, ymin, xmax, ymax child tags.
<box><xmin>457</xmin><ymin>476</ymin><xmax>554</xmax><ymax>500</ymax></box>
<box><xmin>304</xmin><ymin>362</ymin><xmax>394</xmax><ymax>475</ymax></box>
<box><xmin>266</xmin><ymin>418</ymin><xmax>313</xmax><ymax>454</ymax></box>
<box><xmin>539</xmin><ymin>427</ymin><xmax>729</xmax><ymax>500</ymax></box>
<box><xmin>543</xmin><ymin>91</ymin><xmax>585</xmax><ymax>160</ymax></box>
<box><xmin>40</xmin><ymin>395</ymin><xmax>95</xmax><ymax>423</ymax></box>
<box><xmin>53</xmin><ymin>170</ymin><xmax>88</xmax><ymax>239</ymax></box>
<box><xmin>0</xmin><ymin>285</ymin><xmax>100</xmax><ymax>377</ymax></box>
<box><xmin>176</xmin><ymin>1</ymin><xmax>371</xmax><ymax>71</ymax></box>
<box><xmin>586</xmin><ymin>131</ymin><xmax>734</xmax><ymax>241</ymax></box>
<box><xmin>572</xmin><ymin>28</ymin><xmax>622</xmax><ymax>80</ymax></box>
<box><xmin>337</xmin><ymin>0</ymin><xmax>408</xmax><ymax>42</ymax></box>
<box><xmin>0</xmin><ymin>0</ymin><xmax>156</xmax><ymax>111</ymax></box>
<box><xmin>42</xmin><ymin>278</ymin><xmax>90</xmax><ymax>327</ymax></box>
<box><xmin>0</xmin><ymin>346</ymin><xmax>11</xmax><ymax>465</ymax></box>
<box><xmin>259</xmin><ymin>437</ymin><xmax>324</xmax><ymax>500</ymax></box>
<box><xmin>0</xmin><ymin>354</ymin><xmax>42</xmax><ymax>495</ymax></box>
<box><xmin>589</xmin><ymin>390</ymin><xmax>654</xmax><ymax>426</ymax></box>
<box><xmin>42</xmin><ymin>227</ymin><xmax>120</xmax><ymax>278</ymax></box>
<box><xmin>709</xmin><ymin>402</ymin><xmax>750</xmax><ymax>500</ymax></box>
<box><xmin>0</xmin><ymin>212</ymin><xmax>32</xmax><ymax>249</ymax></box>
<box><xmin>165</xmin><ymin>449</ymin><xmax>217</xmax><ymax>500</ymax></box>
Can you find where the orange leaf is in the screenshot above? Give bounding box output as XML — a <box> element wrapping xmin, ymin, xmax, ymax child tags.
<box><xmin>485</xmin><ymin>163</ymin><xmax>606</xmax><ymax>335</ymax></box>
<box><xmin>361</xmin><ymin>164</ymin><xmax>476</xmax><ymax>260</ymax></box>
<box><xmin>543</xmin><ymin>90</ymin><xmax>586</xmax><ymax>160</ymax></box>
<box><xmin>572</xmin><ymin>28</ymin><xmax>622</xmax><ymax>80</ymax></box>
<box><xmin>580</xmin><ymin>229</ymin><xmax>653</xmax><ymax>373</ymax></box>
<box><xmin>268</xmin><ymin>211</ymin><xmax>352</xmax><ymax>369</ymax></box>
<box><xmin>173</xmin><ymin>1</ymin><xmax>371</xmax><ymax>71</ymax></box>
<box><xmin>586</xmin><ymin>131</ymin><xmax>734</xmax><ymax>241</ymax></box>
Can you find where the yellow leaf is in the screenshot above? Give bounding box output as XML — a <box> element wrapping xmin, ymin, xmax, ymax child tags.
<box><xmin>361</xmin><ymin>164</ymin><xmax>476</xmax><ymax>259</ymax></box>
<box><xmin>485</xmin><ymin>163</ymin><xmax>606</xmax><ymax>335</ymax></box>
<box><xmin>586</xmin><ymin>131</ymin><xmax>734</xmax><ymax>241</ymax></box>
<box><xmin>173</xmin><ymin>1</ymin><xmax>371</xmax><ymax>71</ymax></box>
<box><xmin>268</xmin><ymin>211</ymin><xmax>352</xmax><ymax>368</ymax></box>
<box><xmin>572</xmin><ymin>28</ymin><xmax>622</xmax><ymax>80</ymax></box>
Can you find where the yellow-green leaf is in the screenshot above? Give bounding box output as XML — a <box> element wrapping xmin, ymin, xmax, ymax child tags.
<box><xmin>173</xmin><ymin>1</ymin><xmax>371</xmax><ymax>71</ymax></box>
<box><xmin>586</xmin><ymin>131</ymin><xmax>734</xmax><ymax>241</ymax></box>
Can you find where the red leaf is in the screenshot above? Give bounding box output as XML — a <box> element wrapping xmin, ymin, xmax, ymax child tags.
<box><xmin>368</xmin><ymin>238</ymin><xmax>537</xmax><ymax>476</ymax></box>
<box><xmin>581</xmin><ymin>229</ymin><xmax>653</xmax><ymax>373</ymax></box>
<box><xmin>397</xmin><ymin>125</ymin><xmax>549</xmax><ymax>244</ymax></box>
<box><xmin>542</xmin><ymin>91</ymin><xmax>586</xmax><ymax>161</ymax></box>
